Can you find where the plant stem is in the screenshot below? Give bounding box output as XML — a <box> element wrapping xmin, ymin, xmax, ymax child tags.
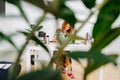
<box><xmin>49</xmin><ymin>0</ymin><xmax>109</xmax><ymax>75</ymax></box>
<box><xmin>9</xmin><ymin>11</ymin><xmax>47</xmax><ymax>80</ymax></box>
<box><xmin>48</xmin><ymin>9</ymin><xmax>95</xmax><ymax>69</ymax></box>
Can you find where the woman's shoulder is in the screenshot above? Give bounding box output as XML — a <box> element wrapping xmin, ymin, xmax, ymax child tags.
<box><xmin>56</xmin><ymin>28</ymin><xmax>62</xmax><ymax>33</ymax></box>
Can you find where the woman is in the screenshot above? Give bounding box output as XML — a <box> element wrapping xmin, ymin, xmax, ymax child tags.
<box><xmin>54</xmin><ymin>21</ymin><xmax>75</xmax><ymax>79</ymax></box>
<box><xmin>57</xmin><ymin>21</ymin><xmax>74</xmax><ymax>44</ymax></box>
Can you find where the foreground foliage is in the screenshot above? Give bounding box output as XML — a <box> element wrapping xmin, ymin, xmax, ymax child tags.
<box><xmin>0</xmin><ymin>0</ymin><xmax>120</xmax><ymax>80</ymax></box>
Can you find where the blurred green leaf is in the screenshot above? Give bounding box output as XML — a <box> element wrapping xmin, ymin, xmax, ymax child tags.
<box><xmin>67</xmin><ymin>51</ymin><xmax>117</xmax><ymax>64</ymax></box>
<box><xmin>36</xmin><ymin>25</ymin><xmax>43</xmax><ymax>31</ymax></box>
<box><xmin>55</xmin><ymin>0</ymin><xmax>65</xmax><ymax>6</ymax></box>
<box><xmin>17</xmin><ymin>68</ymin><xmax>63</xmax><ymax>80</ymax></box>
<box><xmin>91</xmin><ymin>27</ymin><xmax>120</xmax><ymax>51</ymax></box>
<box><xmin>6</xmin><ymin>0</ymin><xmax>20</xmax><ymax>5</ymax></box>
<box><xmin>51</xmin><ymin>0</ymin><xmax>77</xmax><ymax>26</ymax></box>
<box><xmin>20</xmin><ymin>25</ymin><xmax>43</xmax><ymax>36</ymax></box>
<box><xmin>82</xmin><ymin>0</ymin><xmax>96</xmax><ymax>9</ymax></box>
<box><xmin>25</xmin><ymin>0</ymin><xmax>76</xmax><ymax>26</ymax></box>
<box><xmin>33</xmin><ymin>36</ymin><xmax>49</xmax><ymax>53</ymax></box>
<box><xmin>6</xmin><ymin>0</ymin><xmax>29</xmax><ymax>23</ymax></box>
<box><xmin>73</xmin><ymin>34</ymin><xmax>85</xmax><ymax>40</ymax></box>
<box><xmin>30</xmin><ymin>24</ymin><xmax>36</xmax><ymax>31</ymax></box>
<box><xmin>85</xmin><ymin>54</ymin><xmax>118</xmax><ymax>78</ymax></box>
<box><xmin>18</xmin><ymin>31</ymin><xmax>30</xmax><ymax>37</ymax></box>
<box><xmin>59</xmin><ymin>6</ymin><xmax>76</xmax><ymax>26</ymax></box>
<box><xmin>93</xmin><ymin>0</ymin><xmax>120</xmax><ymax>38</ymax></box>
<box><xmin>0</xmin><ymin>32</ymin><xmax>17</xmax><ymax>49</ymax></box>
<box><xmin>66</xmin><ymin>51</ymin><xmax>118</xmax><ymax>78</ymax></box>
<box><xmin>18</xmin><ymin>31</ymin><xmax>49</xmax><ymax>53</ymax></box>
<box><xmin>25</xmin><ymin>29</ymin><xmax>32</xmax><ymax>33</ymax></box>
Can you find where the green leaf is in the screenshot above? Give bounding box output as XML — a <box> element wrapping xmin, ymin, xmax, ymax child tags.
<box><xmin>25</xmin><ymin>0</ymin><xmax>76</xmax><ymax>26</ymax></box>
<box><xmin>53</xmin><ymin>0</ymin><xmax>76</xmax><ymax>26</ymax></box>
<box><xmin>18</xmin><ymin>31</ymin><xmax>30</xmax><ymax>37</ymax></box>
<box><xmin>25</xmin><ymin>29</ymin><xmax>32</xmax><ymax>33</ymax></box>
<box><xmin>17</xmin><ymin>68</ymin><xmax>63</xmax><ymax>80</ymax></box>
<box><xmin>30</xmin><ymin>24</ymin><xmax>36</xmax><ymax>31</ymax></box>
<box><xmin>85</xmin><ymin>54</ymin><xmax>118</xmax><ymax>78</ymax></box>
<box><xmin>0</xmin><ymin>32</ymin><xmax>17</xmax><ymax>49</ymax></box>
<box><xmin>17</xmin><ymin>3</ymin><xmax>29</xmax><ymax>23</ymax></box>
<box><xmin>66</xmin><ymin>51</ymin><xmax>118</xmax><ymax>78</ymax></box>
<box><xmin>82</xmin><ymin>0</ymin><xmax>96</xmax><ymax>9</ymax></box>
<box><xmin>33</xmin><ymin>36</ymin><xmax>49</xmax><ymax>53</ymax></box>
<box><xmin>55</xmin><ymin>0</ymin><xmax>65</xmax><ymax>7</ymax></box>
<box><xmin>6</xmin><ymin>0</ymin><xmax>20</xmax><ymax>5</ymax></box>
<box><xmin>91</xmin><ymin>27</ymin><xmax>120</xmax><ymax>51</ymax></box>
<box><xmin>67</xmin><ymin>51</ymin><xmax>117</xmax><ymax>64</ymax></box>
<box><xmin>59</xmin><ymin>5</ymin><xmax>76</xmax><ymax>26</ymax></box>
<box><xmin>73</xmin><ymin>34</ymin><xmax>85</xmax><ymax>40</ymax></box>
<box><xmin>19</xmin><ymin>31</ymin><xmax>49</xmax><ymax>53</ymax></box>
<box><xmin>36</xmin><ymin>25</ymin><xmax>43</xmax><ymax>31</ymax></box>
<box><xmin>93</xmin><ymin>0</ymin><xmax>120</xmax><ymax>38</ymax></box>
<box><xmin>6</xmin><ymin>0</ymin><xmax>29</xmax><ymax>23</ymax></box>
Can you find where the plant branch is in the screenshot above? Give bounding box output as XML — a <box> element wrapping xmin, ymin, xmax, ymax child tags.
<box><xmin>48</xmin><ymin>0</ymin><xmax>109</xmax><ymax>71</ymax></box>
<box><xmin>9</xmin><ymin>11</ymin><xmax>47</xmax><ymax>80</ymax></box>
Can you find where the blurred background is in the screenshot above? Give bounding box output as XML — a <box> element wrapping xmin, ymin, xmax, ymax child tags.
<box><xmin>0</xmin><ymin>0</ymin><xmax>120</xmax><ymax>61</ymax></box>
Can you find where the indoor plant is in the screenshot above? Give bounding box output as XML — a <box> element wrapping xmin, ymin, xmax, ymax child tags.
<box><xmin>0</xmin><ymin>0</ymin><xmax>120</xmax><ymax>80</ymax></box>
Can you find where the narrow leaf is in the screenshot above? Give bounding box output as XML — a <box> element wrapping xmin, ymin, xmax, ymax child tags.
<box><xmin>17</xmin><ymin>3</ymin><xmax>29</xmax><ymax>23</ymax></box>
<box><xmin>73</xmin><ymin>34</ymin><xmax>85</xmax><ymax>40</ymax></box>
<box><xmin>6</xmin><ymin>0</ymin><xmax>29</xmax><ymax>23</ymax></box>
<box><xmin>17</xmin><ymin>69</ymin><xmax>63</xmax><ymax>80</ymax></box>
<box><xmin>30</xmin><ymin>24</ymin><xmax>36</xmax><ymax>31</ymax></box>
<box><xmin>25</xmin><ymin>29</ymin><xmax>32</xmax><ymax>33</ymax></box>
<box><xmin>66</xmin><ymin>51</ymin><xmax>118</xmax><ymax>78</ymax></box>
<box><xmin>84</xmin><ymin>54</ymin><xmax>118</xmax><ymax>78</ymax></box>
<box><xmin>0</xmin><ymin>32</ymin><xmax>17</xmax><ymax>49</ymax></box>
<box><xmin>33</xmin><ymin>36</ymin><xmax>49</xmax><ymax>53</ymax></box>
<box><xmin>25</xmin><ymin>0</ymin><xmax>76</xmax><ymax>26</ymax></box>
<box><xmin>36</xmin><ymin>25</ymin><xmax>43</xmax><ymax>31</ymax></box>
<box><xmin>93</xmin><ymin>0</ymin><xmax>120</xmax><ymax>38</ymax></box>
<box><xmin>59</xmin><ymin>5</ymin><xmax>76</xmax><ymax>26</ymax></box>
<box><xmin>91</xmin><ymin>27</ymin><xmax>120</xmax><ymax>51</ymax></box>
<box><xmin>82</xmin><ymin>0</ymin><xmax>96</xmax><ymax>9</ymax></box>
<box><xmin>67</xmin><ymin>51</ymin><xmax>117</xmax><ymax>64</ymax></box>
<box><xmin>18</xmin><ymin>31</ymin><xmax>30</xmax><ymax>37</ymax></box>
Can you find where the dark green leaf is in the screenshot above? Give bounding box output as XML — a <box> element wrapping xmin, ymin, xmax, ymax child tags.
<box><xmin>53</xmin><ymin>0</ymin><xmax>76</xmax><ymax>26</ymax></box>
<box><xmin>56</xmin><ymin>0</ymin><xmax>65</xmax><ymax>7</ymax></box>
<box><xmin>73</xmin><ymin>34</ymin><xmax>85</xmax><ymax>40</ymax></box>
<box><xmin>25</xmin><ymin>29</ymin><xmax>32</xmax><ymax>32</ymax></box>
<box><xmin>82</xmin><ymin>0</ymin><xmax>96</xmax><ymax>9</ymax></box>
<box><xmin>36</xmin><ymin>25</ymin><xmax>43</xmax><ymax>31</ymax></box>
<box><xmin>0</xmin><ymin>32</ymin><xmax>17</xmax><ymax>49</ymax></box>
<box><xmin>67</xmin><ymin>51</ymin><xmax>117</xmax><ymax>64</ymax></box>
<box><xmin>30</xmin><ymin>24</ymin><xmax>36</xmax><ymax>31</ymax></box>
<box><xmin>17</xmin><ymin>68</ymin><xmax>63</xmax><ymax>80</ymax></box>
<box><xmin>66</xmin><ymin>51</ymin><xmax>118</xmax><ymax>78</ymax></box>
<box><xmin>33</xmin><ymin>36</ymin><xmax>49</xmax><ymax>53</ymax></box>
<box><xmin>18</xmin><ymin>31</ymin><xmax>30</xmax><ymax>37</ymax></box>
<box><xmin>6</xmin><ymin>0</ymin><xmax>29</xmax><ymax>23</ymax></box>
<box><xmin>25</xmin><ymin>0</ymin><xmax>76</xmax><ymax>26</ymax></box>
<box><xmin>85</xmin><ymin>54</ymin><xmax>118</xmax><ymax>78</ymax></box>
<box><xmin>93</xmin><ymin>0</ymin><xmax>120</xmax><ymax>38</ymax></box>
<box><xmin>59</xmin><ymin>5</ymin><xmax>76</xmax><ymax>26</ymax></box>
<box><xmin>91</xmin><ymin>27</ymin><xmax>120</xmax><ymax>51</ymax></box>
<box><xmin>6</xmin><ymin>0</ymin><xmax>20</xmax><ymax>5</ymax></box>
<box><xmin>18</xmin><ymin>31</ymin><xmax>49</xmax><ymax>53</ymax></box>
<box><xmin>17</xmin><ymin>3</ymin><xmax>29</xmax><ymax>23</ymax></box>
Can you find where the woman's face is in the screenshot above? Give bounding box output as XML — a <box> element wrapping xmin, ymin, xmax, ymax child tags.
<box><xmin>65</xmin><ymin>24</ymin><xmax>70</xmax><ymax>31</ymax></box>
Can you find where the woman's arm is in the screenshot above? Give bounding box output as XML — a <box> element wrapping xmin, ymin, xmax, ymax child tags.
<box><xmin>58</xmin><ymin>31</ymin><xmax>68</xmax><ymax>44</ymax></box>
